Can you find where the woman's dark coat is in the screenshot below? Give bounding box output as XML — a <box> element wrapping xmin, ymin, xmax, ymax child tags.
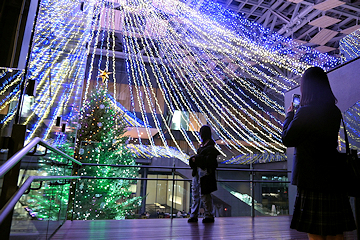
<box><xmin>189</xmin><ymin>139</ymin><xmax>219</xmax><ymax>194</ymax></box>
<box><xmin>282</xmin><ymin>104</ymin><xmax>342</xmax><ymax>192</ymax></box>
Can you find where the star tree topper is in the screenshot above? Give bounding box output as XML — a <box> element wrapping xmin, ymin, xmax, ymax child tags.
<box><xmin>98</xmin><ymin>69</ymin><xmax>112</xmax><ymax>83</ymax></box>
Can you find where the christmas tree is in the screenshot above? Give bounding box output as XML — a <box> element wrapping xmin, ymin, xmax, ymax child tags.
<box><xmin>24</xmin><ymin>82</ymin><xmax>141</xmax><ymax>220</ymax></box>
<box><xmin>22</xmin><ymin>179</ymin><xmax>70</xmax><ymax>221</ymax></box>
<box><xmin>22</xmin><ymin>143</ymin><xmax>75</xmax><ymax>221</ymax></box>
<box><xmin>73</xmin><ymin>83</ymin><xmax>142</xmax><ymax>220</ymax></box>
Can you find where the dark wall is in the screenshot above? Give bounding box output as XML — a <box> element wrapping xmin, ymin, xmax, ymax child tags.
<box><xmin>0</xmin><ymin>0</ymin><xmax>31</xmax><ymax>67</ymax></box>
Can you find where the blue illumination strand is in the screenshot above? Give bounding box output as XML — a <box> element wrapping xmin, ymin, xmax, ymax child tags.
<box><xmin>188</xmin><ymin>0</ymin><xmax>340</xmax><ymax>69</ymax></box>
<box><xmin>23</xmin><ymin>0</ymin><xmax>94</xmax><ymax>143</ymax></box>
<box><xmin>0</xmin><ymin>86</ymin><xmax>20</xmax><ymax>107</ymax></box>
<box><xmin>180</xmin><ymin>44</ymin><xmax>283</xmax><ymax>143</ymax></box>
<box><xmin>130</xmin><ymin>10</ymin><xmax>196</xmax><ymax>154</ymax></box>
<box><xmin>107</xmin><ymin>94</ymin><xmax>151</xmax><ymax>128</ymax></box>
<box><xmin>42</xmin><ymin>45</ymin><xmax>85</xmax><ymax>140</ymax></box>
<box><xmin>127</xmin><ymin>143</ymin><xmax>189</xmax><ymax>164</ymax></box>
<box><xmin>125</xmin><ymin>33</ymin><xmax>158</xmax><ymax>153</ymax></box>
<box><xmin>96</xmin><ymin>2</ymin><xmax>108</xmax><ymax>88</ymax></box>
<box><xmin>221</xmin><ymin>152</ymin><xmax>287</xmax><ymax>165</ymax></box>
<box><xmin>122</xmin><ymin>35</ymin><xmax>145</xmax><ymax>147</ymax></box>
<box><xmin>339</xmin><ymin>29</ymin><xmax>360</xmax><ymax>62</ymax></box>
<box><xmin>6</xmin><ymin>0</ymin><xmax>355</xmax><ymax>161</ymax></box>
<box><xmin>0</xmin><ymin>70</ymin><xmax>22</xmax><ymax>93</ymax></box>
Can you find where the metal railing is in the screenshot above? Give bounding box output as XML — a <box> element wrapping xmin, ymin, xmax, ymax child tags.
<box><xmin>0</xmin><ymin>137</ymin><xmax>291</xmax><ymax>239</ymax></box>
<box><xmin>78</xmin><ymin>162</ymin><xmax>290</xmax><ymax>219</ymax></box>
<box><xmin>0</xmin><ymin>137</ymin><xmax>82</xmax><ymax>240</ymax></box>
<box><xmin>0</xmin><ymin>175</ymin><xmax>80</xmax><ymax>225</ymax></box>
<box><xmin>0</xmin><ymin>137</ymin><xmax>82</xmax><ymax>179</ymax></box>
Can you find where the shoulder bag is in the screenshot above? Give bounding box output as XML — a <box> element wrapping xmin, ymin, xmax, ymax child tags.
<box><xmin>339</xmin><ymin>117</ymin><xmax>360</xmax><ymax>197</ymax></box>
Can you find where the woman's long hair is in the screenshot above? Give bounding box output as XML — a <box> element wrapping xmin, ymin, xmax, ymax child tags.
<box><xmin>300</xmin><ymin>67</ymin><xmax>338</xmax><ymax>106</ymax></box>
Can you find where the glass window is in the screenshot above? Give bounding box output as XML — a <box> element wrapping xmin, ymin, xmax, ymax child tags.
<box><xmin>170</xmin><ymin>110</ymin><xmax>189</xmax><ymax>131</ymax></box>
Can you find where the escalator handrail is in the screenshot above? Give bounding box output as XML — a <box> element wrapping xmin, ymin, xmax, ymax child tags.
<box><xmin>0</xmin><ymin>175</ymin><xmax>80</xmax><ymax>226</ymax></box>
<box><xmin>0</xmin><ymin>137</ymin><xmax>82</xmax><ymax>178</ymax></box>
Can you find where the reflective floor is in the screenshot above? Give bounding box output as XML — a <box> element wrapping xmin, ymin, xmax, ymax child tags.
<box><xmin>50</xmin><ymin>216</ymin><xmax>357</xmax><ymax>239</ymax></box>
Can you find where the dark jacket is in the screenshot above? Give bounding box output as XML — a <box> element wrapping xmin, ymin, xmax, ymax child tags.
<box><xmin>189</xmin><ymin>139</ymin><xmax>220</xmax><ymax>194</ymax></box>
<box><xmin>282</xmin><ymin>104</ymin><xmax>342</xmax><ymax>192</ymax></box>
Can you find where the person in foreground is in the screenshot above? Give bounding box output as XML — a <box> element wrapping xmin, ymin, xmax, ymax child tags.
<box><xmin>282</xmin><ymin>67</ymin><xmax>356</xmax><ymax>240</ymax></box>
<box><xmin>188</xmin><ymin>125</ymin><xmax>220</xmax><ymax>223</ymax></box>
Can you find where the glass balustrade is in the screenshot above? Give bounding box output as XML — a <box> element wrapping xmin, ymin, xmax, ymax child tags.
<box><xmin>9</xmin><ymin>178</ymin><xmax>71</xmax><ymax>240</ymax></box>
<box><xmin>68</xmin><ymin>167</ymin><xmax>289</xmax><ymax>220</ymax></box>
<box><xmin>0</xmin><ymin>139</ymin><xmax>290</xmax><ymax>240</ymax></box>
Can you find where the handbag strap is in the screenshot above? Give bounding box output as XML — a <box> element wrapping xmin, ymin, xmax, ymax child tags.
<box><xmin>341</xmin><ymin>115</ymin><xmax>350</xmax><ymax>155</ymax></box>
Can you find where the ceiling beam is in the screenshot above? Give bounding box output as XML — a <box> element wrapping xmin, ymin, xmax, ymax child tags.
<box><xmin>327</xmin><ymin>8</ymin><xmax>360</xmax><ymax>19</ymax></box>
<box><xmin>296</xmin><ymin>25</ymin><xmax>317</xmax><ymax>40</ymax></box>
<box><xmin>262</xmin><ymin>11</ymin><xmax>272</xmax><ymax>28</ymax></box>
<box><xmin>277</xmin><ymin>5</ymin><xmax>315</xmax><ymax>35</ymax></box>
<box><xmin>249</xmin><ymin>0</ymin><xmax>266</xmax><ymax>16</ymax></box>
<box><xmin>269</xmin><ymin>9</ymin><xmax>290</xmax><ymax>23</ymax></box>
<box><xmin>270</xmin><ymin>15</ymin><xmax>278</xmax><ymax>32</ymax></box>
<box><xmin>290</xmin><ymin>3</ymin><xmax>301</xmax><ymax>22</ymax></box>
<box><xmin>257</xmin><ymin>9</ymin><xmax>270</xmax><ymax>23</ymax></box>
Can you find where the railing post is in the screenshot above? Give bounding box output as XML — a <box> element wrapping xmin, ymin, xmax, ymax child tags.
<box><xmin>356</xmin><ymin>197</ymin><xmax>360</xmax><ymax>240</ymax></box>
<box><xmin>140</xmin><ymin>167</ymin><xmax>148</xmax><ymax>216</ymax></box>
<box><xmin>0</xmin><ymin>124</ymin><xmax>26</xmax><ymax>240</ymax></box>
<box><xmin>171</xmin><ymin>161</ymin><xmax>175</xmax><ymax>219</ymax></box>
<box><xmin>250</xmin><ymin>156</ymin><xmax>255</xmax><ymax>218</ymax></box>
<box><xmin>67</xmin><ymin>165</ymin><xmax>79</xmax><ymax>220</ymax></box>
<box><xmin>70</xmin><ymin>179</ymin><xmax>78</xmax><ymax>221</ymax></box>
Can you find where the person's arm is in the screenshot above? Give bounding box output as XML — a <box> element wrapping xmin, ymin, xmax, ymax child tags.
<box><xmin>189</xmin><ymin>156</ymin><xmax>197</xmax><ymax>169</ymax></box>
<box><xmin>281</xmin><ymin>107</ymin><xmax>310</xmax><ymax>147</ymax></box>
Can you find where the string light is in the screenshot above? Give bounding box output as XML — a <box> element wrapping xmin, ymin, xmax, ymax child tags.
<box><xmin>124</xmin><ymin>8</ymin><xmax>195</xmax><ymax>156</ymax></box>
<box><xmin>0</xmin><ymin>0</ymin><xmax>353</xmax><ymax>160</ymax></box>
<box><xmin>162</xmin><ymin>23</ymin><xmax>285</xmax><ymax>150</ymax></box>
<box><xmin>339</xmin><ymin>29</ymin><xmax>360</xmax><ymax>62</ymax></box>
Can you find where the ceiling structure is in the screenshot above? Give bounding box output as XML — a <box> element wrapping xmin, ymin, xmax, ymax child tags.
<box><xmin>184</xmin><ymin>0</ymin><xmax>360</xmax><ymax>56</ymax></box>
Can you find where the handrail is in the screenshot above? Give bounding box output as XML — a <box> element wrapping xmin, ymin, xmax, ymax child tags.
<box><xmin>37</xmin><ymin>139</ymin><xmax>82</xmax><ymax>166</ymax></box>
<box><xmin>0</xmin><ymin>175</ymin><xmax>80</xmax><ymax>226</ymax></box>
<box><xmin>79</xmin><ymin>176</ymin><xmax>290</xmax><ymax>183</ymax></box>
<box><xmin>0</xmin><ymin>139</ymin><xmax>290</xmax><ymax>228</ymax></box>
<box><xmin>81</xmin><ymin>163</ymin><xmax>290</xmax><ymax>173</ymax></box>
<box><xmin>0</xmin><ymin>172</ymin><xmax>290</xmax><ymax>227</ymax></box>
<box><xmin>0</xmin><ymin>137</ymin><xmax>82</xmax><ymax>178</ymax></box>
